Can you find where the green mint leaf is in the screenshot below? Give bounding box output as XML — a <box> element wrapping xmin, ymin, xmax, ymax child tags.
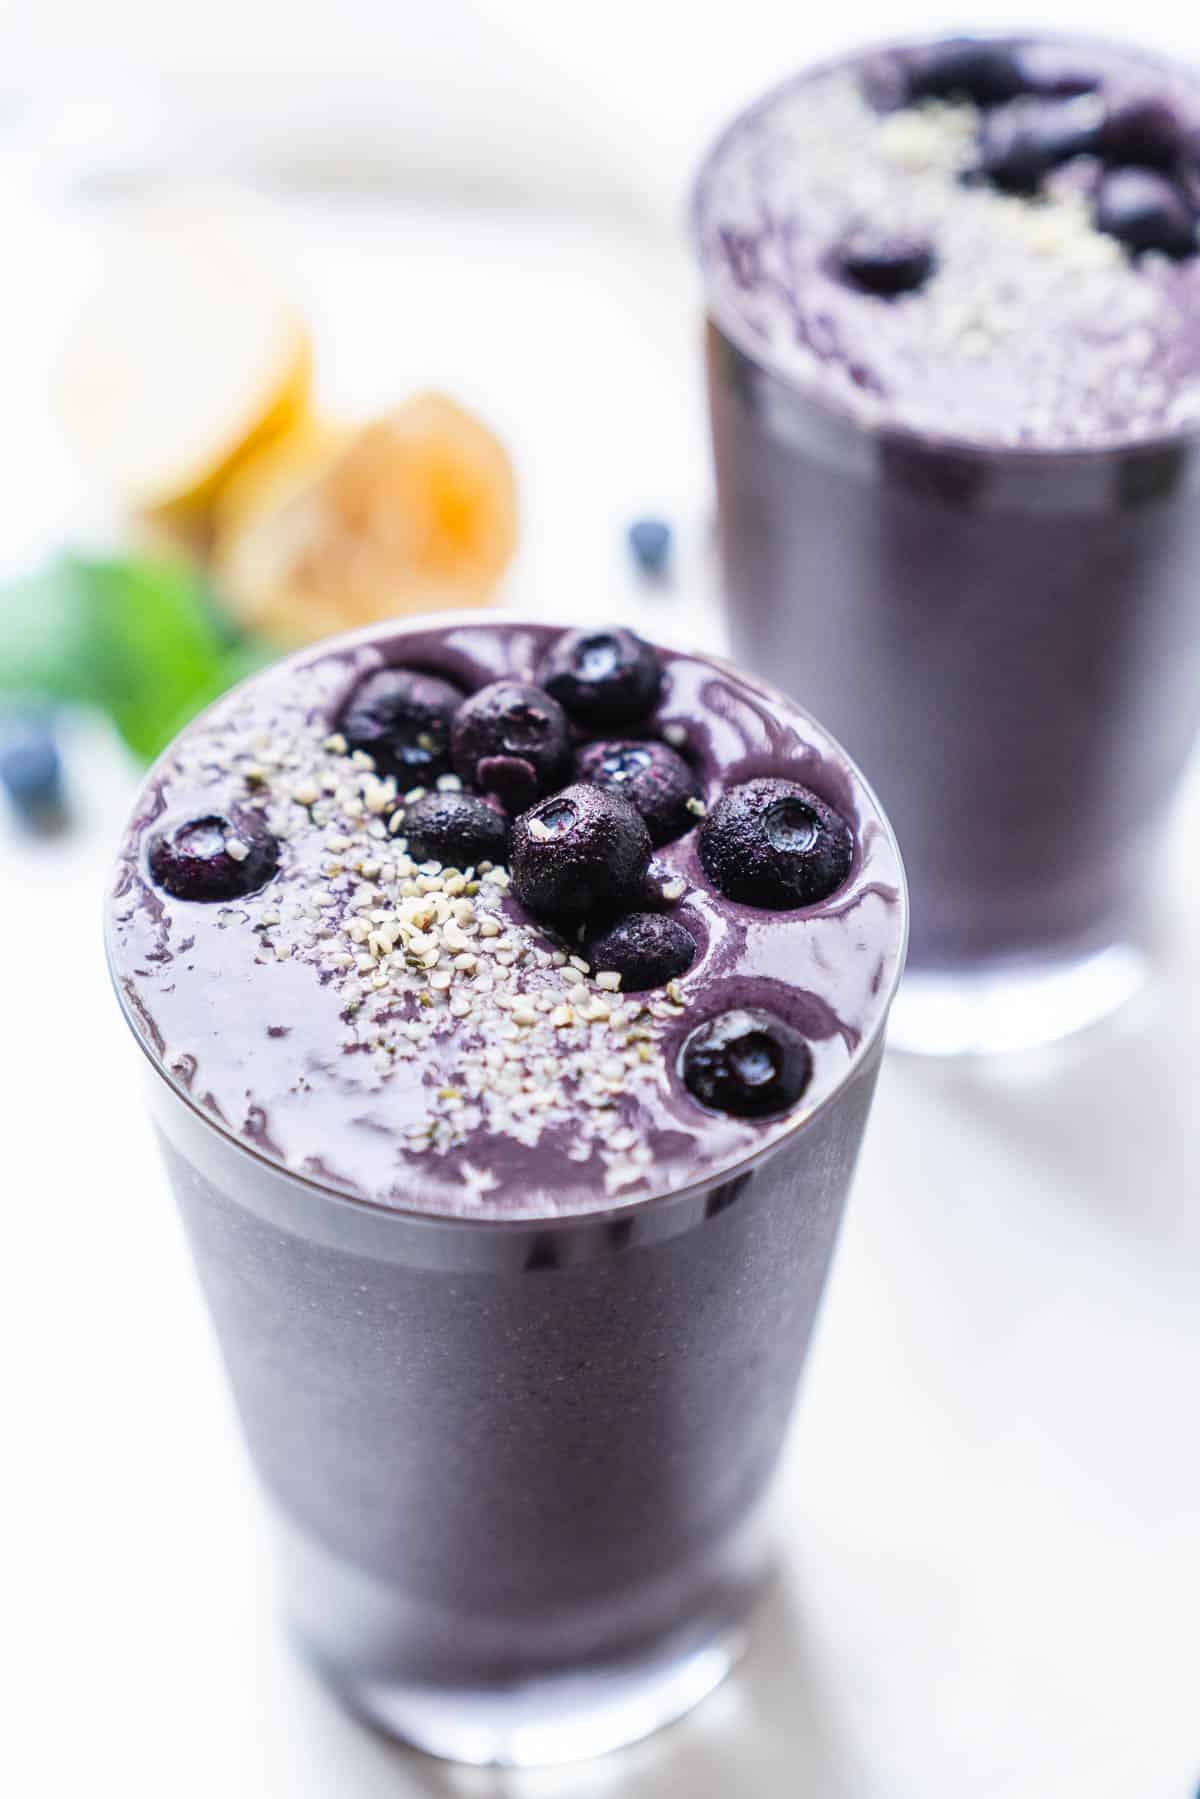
<box><xmin>0</xmin><ymin>554</ymin><xmax>275</xmax><ymax>760</ymax></box>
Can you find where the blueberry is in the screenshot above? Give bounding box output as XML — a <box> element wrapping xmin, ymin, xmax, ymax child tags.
<box><xmin>833</xmin><ymin>227</ymin><xmax>936</xmax><ymax>298</ymax></box>
<box><xmin>575</xmin><ymin>738</ymin><xmax>702</xmax><ymax>847</ymax></box>
<box><xmin>1095</xmin><ymin>168</ymin><xmax>1196</xmax><ymax>258</ymax></box>
<box><xmin>906</xmin><ymin>39</ymin><xmax>1026</xmax><ymax>108</ymax></box>
<box><xmin>510</xmin><ymin>783</ymin><xmax>651</xmax><ymax>921</ymax></box>
<box><xmin>450</xmin><ymin>681</ymin><xmax>570</xmax><ymax>811</ymax></box>
<box><xmin>699</xmin><ymin>778</ymin><xmax>852</xmax><ymax>910</ymax></box>
<box><xmin>400</xmin><ymin>791</ymin><xmax>508</xmax><ymax>869</ymax></box>
<box><xmin>628</xmin><ymin>518</ymin><xmax>672</xmax><ymax>576</ymax></box>
<box><xmin>1100</xmin><ymin>97</ymin><xmax>1189</xmax><ymax>172</ymax></box>
<box><xmin>339</xmin><ymin>667</ymin><xmax>464</xmax><ymax>782</ymax></box>
<box><xmin>538</xmin><ymin>627</ymin><xmax>662</xmax><ymax>728</ymax></box>
<box><xmin>680</xmin><ymin>1009</ymin><xmax>813</xmax><ymax>1118</ymax></box>
<box><xmin>0</xmin><ymin>720</ymin><xmax>64</xmax><ymax>824</ymax></box>
<box><xmin>148</xmin><ymin>814</ymin><xmax>279</xmax><ymax>902</ymax></box>
<box><xmin>585</xmin><ymin>912</ymin><xmax>697</xmax><ymax>992</ymax></box>
<box><xmin>977</xmin><ymin>96</ymin><xmax>1101</xmax><ymax>194</ymax></box>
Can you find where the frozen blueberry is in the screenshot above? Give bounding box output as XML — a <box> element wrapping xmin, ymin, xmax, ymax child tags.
<box><xmin>680</xmin><ymin>1009</ymin><xmax>813</xmax><ymax>1118</ymax></box>
<box><xmin>977</xmin><ymin>96</ymin><xmax>1101</xmax><ymax>194</ymax></box>
<box><xmin>400</xmin><ymin>791</ymin><xmax>508</xmax><ymax>869</ymax></box>
<box><xmin>575</xmin><ymin>738</ymin><xmax>702</xmax><ymax>847</ymax></box>
<box><xmin>0</xmin><ymin>720</ymin><xmax>64</xmax><ymax>824</ymax></box>
<box><xmin>451</xmin><ymin>681</ymin><xmax>570</xmax><ymax>810</ymax></box>
<box><xmin>699</xmin><ymin>778</ymin><xmax>852</xmax><ymax>910</ymax></box>
<box><xmin>148</xmin><ymin>814</ymin><xmax>279</xmax><ymax>902</ymax></box>
<box><xmin>538</xmin><ymin>627</ymin><xmax>662</xmax><ymax>728</ymax></box>
<box><xmin>585</xmin><ymin>912</ymin><xmax>697</xmax><ymax>992</ymax></box>
<box><xmin>338</xmin><ymin>667</ymin><xmax>463</xmax><ymax>782</ymax></box>
<box><xmin>510</xmin><ymin>783</ymin><xmax>651</xmax><ymax>921</ymax></box>
<box><xmin>1095</xmin><ymin>168</ymin><xmax>1197</xmax><ymax>258</ymax></box>
<box><xmin>628</xmin><ymin>517</ymin><xmax>672</xmax><ymax>576</ymax></box>
<box><xmin>833</xmin><ymin>226</ymin><xmax>936</xmax><ymax>298</ymax></box>
<box><xmin>906</xmin><ymin>39</ymin><xmax>1026</xmax><ymax>108</ymax></box>
<box><xmin>1100</xmin><ymin>97</ymin><xmax>1189</xmax><ymax>171</ymax></box>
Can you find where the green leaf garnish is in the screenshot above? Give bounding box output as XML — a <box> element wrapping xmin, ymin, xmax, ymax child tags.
<box><xmin>0</xmin><ymin>554</ymin><xmax>275</xmax><ymax>761</ymax></box>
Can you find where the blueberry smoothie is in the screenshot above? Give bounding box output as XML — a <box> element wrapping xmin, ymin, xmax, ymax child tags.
<box><xmin>106</xmin><ymin>616</ymin><xmax>904</xmax><ymax>1764</ymax></box>
<box><xmin>696</xmin><ymin>34</ymin><xmax>1200</xmax><ymax>1048</ymax></box>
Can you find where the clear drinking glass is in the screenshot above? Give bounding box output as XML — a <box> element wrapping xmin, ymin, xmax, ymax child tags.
<box><xmin>105</xmin><ymin>618</ymin><xmax>906</xmax><ymax>1767</ymax></box>
<box><xmin>694</xmin><ymin>37</ymin><xmax>1200</xmax><ymax>1053</ymax></box>
<box><xmin>141</xmin><ymin>1032</ymin><xmax>891</xmax><ymax>1764</ymax></box>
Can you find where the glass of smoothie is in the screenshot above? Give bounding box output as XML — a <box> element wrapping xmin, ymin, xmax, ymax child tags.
<box><xmin>694</xmin><ymin>32</ymin><xmax>1200</xmax><ymax>1053</ymax></box>
<box><xmin>105</xmin><ymin>613</ymin><xmax>905</xmax><ymax>1766</ymax></box>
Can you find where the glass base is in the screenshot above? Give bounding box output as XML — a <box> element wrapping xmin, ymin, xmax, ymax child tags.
<box><xmin>313</xmin><ymin>1626</ymin><xmax>745</xmax><ymax>1767</ymax></box>
<box><xmin>888</xmin><ymin>941</ymin><xmax>1148</xmax><ymax>1057</ymax></box>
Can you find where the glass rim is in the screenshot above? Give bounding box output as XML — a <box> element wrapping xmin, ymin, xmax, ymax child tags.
<box><xmin>689</xmin><ymin>27</ymin><xmax>1200</xmax><ymax>470</ymax></box>
<box><xmin>105</xmin><ymin>608</ymin><xmax>909</xmax><ymax>1237</ymax></box>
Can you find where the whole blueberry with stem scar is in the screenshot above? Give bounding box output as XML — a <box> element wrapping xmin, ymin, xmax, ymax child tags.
<box><xmin>538</xmin><ymin>627</ymin><xmax>662</xmax><ymax>728</ymax></box>
<box><xmin>510</xmin><ymin>783</ymin><xmax>651</xmax><ymax>921</ymax></box>
<box><xmin>338</xmin><ymin>667</ymin><xmax>464</xmax><ymax>782</ymax></box>
<box><xmin>148</xmin><ymin>813</ymin><xmax>279</xmax><ymax>902</ymax></box>
<box><xmin>681</xmin><ymin>1009</ymin><xmax>813</xmax><ymax>1117</ymax></box>
<box><xmin>699</xmin><ymin>778</ymin><xmax>852</xmax><ymax>909</ymax></box>
<box><xmin>451</xmin><ymin>681</ymin><xmax>570</xmax><ymax>811</ymax></box>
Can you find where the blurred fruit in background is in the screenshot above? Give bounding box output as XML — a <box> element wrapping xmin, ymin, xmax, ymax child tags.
<box><xmin>0</xmin><ymin>198</ymin><xmax>520</xmax><ymax>779</ymax></box>
<box><xmin>214</xmin><ymin>392</ymin><xmax>517</xmax><ymax>644</ymax></box>
<box><xmin>58</xmin><ymin>201</ymin><xmax>315</xmax><ymax>539</ymax></box>
<box><xmin>0</xmin><ymin>713</ymin><xmax>66</xmax><ymax>831</ymax></box>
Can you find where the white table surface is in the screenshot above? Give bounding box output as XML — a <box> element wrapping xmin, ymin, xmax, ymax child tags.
<box><xmin>4</xmin><ymin>50</ymin><xmax>1200</xmax><ymax>1798</ymax></box>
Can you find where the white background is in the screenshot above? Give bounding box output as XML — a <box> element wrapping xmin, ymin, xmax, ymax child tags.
<box><xmin>2</xmin><ymin>4</ymin><xmax>1199</xmax><ymax>1795</ymax></box>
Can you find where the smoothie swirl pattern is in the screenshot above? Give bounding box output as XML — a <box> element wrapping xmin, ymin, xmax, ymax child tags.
<box><xmin>107</xmin><ymin>621</ymin><xmax>903</xmax><ymax>1218</ymax></box>
<box><xmin>696</xmin><ymin>36</ymin><xmax>1200</xmax><ymax>448</ymax></box>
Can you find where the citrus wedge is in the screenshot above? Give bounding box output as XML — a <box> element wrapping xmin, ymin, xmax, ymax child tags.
<box><xmin>213</xmin><ymin>392</ymin><xmax>518</xmax><ymax>645</ymax></box>
<box><xmin>58</xmin><ymin>200</ymin><xmax>312</xmax><ymax>515</ymax></box>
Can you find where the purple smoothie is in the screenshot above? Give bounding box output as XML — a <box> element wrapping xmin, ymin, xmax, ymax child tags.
<box><xmin>695</xmin><ymin>35</ymin><xmax>1200</xmax><ymax>1025</ymax></box>
<box><xmin>106</xmin><ymin>615</ymin><xmax>904</xmax><ymax>1763</ymax></box>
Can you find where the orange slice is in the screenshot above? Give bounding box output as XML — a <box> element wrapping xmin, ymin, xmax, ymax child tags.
<box><xmin>213</xmin><ymin>392</ymin><xmax>518</xmax><ymax>645</ymax></box>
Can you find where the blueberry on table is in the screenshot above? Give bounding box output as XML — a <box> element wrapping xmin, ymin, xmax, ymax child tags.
<box><xmin>451</xmin><ymin>681</ymin><xmax>570</xmax><ymax>809</ymax></box>
<box><xmin>575</xmin><ymin>738</ymin><xmax>702</xmax><ymax>847</ymax></box>
<box><xmin>681</xmin><ymin>1009</ymin><xmax>813</xmax><ymax>1117</ymax></box>
<box><xmin>628</xmin><ymin>518</ymin><xmax>672</xmax><ymax>577</ymax></box>
<box><xmin>0</xmin><ymin>721</ymin><xmax>64</xmax><ymax>825</ymax></box>
<box><xmin>538</xmin><ymin>627</ymin><xmax>662</xmax><ymax>728</ymax></box>
<box><xmin>148</xmin><ymin>814</ymin><xmax>279</xmax><ymax>902</ymax></box>
<box><xmin>510</xmin><ymin>783</ymin><xmax>651</xmax><ymax>921</ymax></box>
<box><xmin>400</xmin><ymin>791</ymin><xmax>508</xmax><ymax>869</ymax></box>
<box><xmin>834</xmin><ymin>227</ymin><xmax>936</xmax><ymax>298</ymax></box>
<box><xmin>338</xmin><ymin>667</ymin><xmax>464</xmax><ymax>782</ymax></box>
<box><xmin>585</xmin><ymin>912</ymin><xmax>697</xmax><ymax>991</ymax></box>
<box><xmin>905</xmin><ymin>39</ymin><xmax>1026</xmax><ymax>108</ymax></box>
<box><xmin>1095</xmin><ymin>168</ymin><xmax>1197</xmax><ymax>258</ymax></box>
<box><xmin>699</xmin><ymin>778</ymin><xmax>852</xmax><ymax>910</ymax></box>
<box><xmin>977</xmin><ymin>97</ymin><xmax>1102</xmax><ymax>194</ymax></box>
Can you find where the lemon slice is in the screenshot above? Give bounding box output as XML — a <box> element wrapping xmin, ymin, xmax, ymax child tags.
<box><xmin>213</xmin><ymin>392</ymin><xmax>519</xmax><ymax>646</ymax></box>
<box><xmin>58</xmin><ymin>200</ymin><xmax>312</xmax><ymax>515</ymax></box>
